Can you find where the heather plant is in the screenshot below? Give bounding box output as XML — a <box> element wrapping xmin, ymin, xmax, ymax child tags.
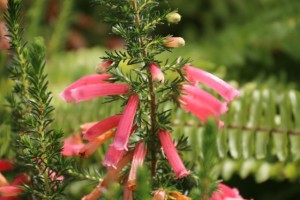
<box><xmin>58</xmin><ymin>0</ymin><xmax>240</xmax><ymax>199</ymax></box>
<box><xmin>2</xmin><ymin>0</ymin><xmax>300</xmax><ymax>200</ymax></box>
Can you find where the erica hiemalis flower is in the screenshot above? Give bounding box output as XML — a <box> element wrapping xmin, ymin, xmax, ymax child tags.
<box><xmin>158</xmin><ymin>130</ymin><xmax>190</xmax><ymax>179</ymax></box>
<box><xmin>180</xmin><ymin>65</ymin><xmax>239</xmax><ymax>126</ymax></box>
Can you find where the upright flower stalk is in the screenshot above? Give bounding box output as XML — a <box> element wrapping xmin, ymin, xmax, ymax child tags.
<box><xmin>59</xmin><ymin>0</ymin><xmax>240</xmax><ymax>199</ymax></box>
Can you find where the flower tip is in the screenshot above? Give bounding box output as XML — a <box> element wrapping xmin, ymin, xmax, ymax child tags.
<box><xmin>96</xmin><ymin>61</ymin><xmax>114</xmax><ymax>73</ymax></box>
<box><xmin>218</xmin><ymin>120</ymin><xmax>224</xmax><ymax>128</ymax></box>
<box><xmin>176</xmin><ymin>170</ymin><xmax>191</xmax><ymax>179</ymax></box>
<box><xmin>227</xmin><ymin>89</ymin><xmax>240</xmax><ymax>103</ymax></box>
<box><xmin>59</xmin><ymin>91</ymin><xmax>73</xmax><ymax>103</ymax></box>
<box><xmin>149</xmin><ymin>63</ymin><xmax>164</xmax><ymax>83</ymax></box>
<box><xmin>102</xmin><ymin>161</ymin><xmax>117</xmax><ymax>169</ymax></box>
<box><xmin>220</xmin><ymin>103</ymin><xmax>228</xmax><ymax>114</ymax></box>
<box><xmin>112</xmin><ymin>144</ymin><xmax>129</xmax><ymax>151</ymax></box>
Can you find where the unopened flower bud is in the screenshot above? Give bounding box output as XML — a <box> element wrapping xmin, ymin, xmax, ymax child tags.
<box><xmin>149</xmin><ymin>63</ymin><xmax>164</xmax><ymax>83</ymax></box>
<box><xmin>163</xmin><ymin>37</ymin><xmax>185</xmax><ymax>48</ymax></box>
<box><xmin>153</xmin><ymin>189</ymin><xmax>166</xmax><ymax>200</ymax></box>
<box><xmin>166</xmin><ymin>12</ymin><xmax>181</xmax><ymax>24</ymax></box>
<box><xmin>96</xmin><ymin>60</ymin><xmax>114</xmax><ymax>73</ymax></box>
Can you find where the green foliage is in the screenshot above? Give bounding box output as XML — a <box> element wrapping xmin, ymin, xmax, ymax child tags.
<box><xmin>134</xmin><ymin>167</ymin><xmax>152</xmax><ymax>200</ymax></box>
<box><xmin>4</xmin><ymin>0</ymin><xmax>70</xmax><ymax>199</ymax></box>
<box><xmin>48</xmin><ymin>0</ymin><xmax>73</xmax><ymax>55</ymax></box>
<box><xmin>190</xmin><ymin>119</ymin><xmax>219</xmax><ymax>199</ymax></box>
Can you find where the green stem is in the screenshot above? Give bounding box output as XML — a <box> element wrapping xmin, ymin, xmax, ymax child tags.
<box><xmin>132</xmin><ymin>0</ymin><xmax>158</xmax><ymax>181</ymax></box>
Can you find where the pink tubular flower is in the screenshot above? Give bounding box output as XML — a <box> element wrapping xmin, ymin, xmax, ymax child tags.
<box><xmin>102</xmin><ymin>146</ymin><xmax>126</xmax><ymax>169</ymax></box>
<box><xmin>127</xmin><ymin>142</ymin><xmax>147</xmax><ymax>190</ymax></box>
<box><xmin>163</xmin><ymin>37</ymin><xmax>185</xmax><ymax>48</ymax></box>
<box><xmin>183</xmin><ymin>66</ymin><xmax>239</xmax><ymax>103</ymax></box>
<box><xmin>180</xmin><ymin>93</ymin><xmax>224</xmax><ymax>127</ymax></box>
<box><xmin>152</xmin><ymin>189</ymin><xmax>167</xmax><ymax>200</ymax></box>
<box><xmin>0</xmin><ymin>186</ymin><xmax>22</xmax><ymax>197</ymax></box>
<box><xmin>80</xmin><ymin>130</ymin><xmax>115</xmax><ymax>158</ymax></box>
<box><xmin>158</xmin><ymin>130</ymin><xmax>190</xmax><ymax>179</ymax></box>
<box><xmin>83</xmin><ymin>115</ymin><xmax>122</xmax><ymax>141</ymax></box>
<box><xmin>0</xmin><ymin>161</ymin><xmax>13</xmax><ymax>172</ymax></box>
<box><xmin>59</xmin><ymin>74</ymin><xmax>111</xmax><ymax>103</ymax></box>
<box><xmin>149</xmin><ymin>63</ymin><xmax>164</xmax><ymax>83</ymax></box>
<box><xmin>96</xmin><ymin>60</ymin><xmax>114</xmax><ymax>73</ymax></box>
<box><xmin>61</xmin><ymin>134</ymin><xmax>84</xmax><ymax>156</ymax></box>
<box><xmin>210</xmin><ymin>183</ymin><xmax>244</xmax><ymax>200</ymax></box>
<box><xmin>112</xmin><ymin>94</ymin><xmax>139</xmax><ymax>151</ymax></box>
<box><xmin>69</xmin><ymin>83</ymin><xmax>130</xmax><ymax>103</ymax></box>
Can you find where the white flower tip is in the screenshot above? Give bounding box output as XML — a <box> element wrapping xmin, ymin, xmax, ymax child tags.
<box><xmin>102</xmin><ymin>161</ymin><xmax>117</xmax><ymax>169</ymax></box>
<box><xmin>220</xmin><ymin>103</ymin><xmax>229</xmax><ymax>114</ymax></box>
<box><xmin>112</xmin><ymin>143</ymin><xmax>128</xmax><ymax>151</ymax></box>
<box><xmin>59</xmin><ymin>92</ymin><xmax>73</xmax><ymax>103</ymax></box>
<box><xmin>226</xmin><ymin>89</ymin><xmax>240</xmax><ymax>103</ymax></box>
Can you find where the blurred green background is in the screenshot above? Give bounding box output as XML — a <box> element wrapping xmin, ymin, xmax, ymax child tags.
<box><xmin>1</xmin><ymin>0</ymin><xmax>300</xmax><ymax>199</ymax></box>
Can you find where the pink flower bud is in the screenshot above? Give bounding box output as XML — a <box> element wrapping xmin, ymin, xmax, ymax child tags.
<box><xmin>158</xmin><ymin>130</ymin><xmax>190</xmax><ymax>179</ymax></box>
<box><xmin>166</xmin><ymin>12</ymin><xmax>181</xmax><ymax>24</ymax></box>
<box><xmin>149</xmin><ymin>63</ymin><xmax>164</xmax><ymax>83</ymax></box>
<box><xmin>96</xmin><ymin>60</ymin><xmax>114</xmax><ymax>73</ymax></box>
<box><xmin>153</xmin><ymin>189</ymin><xmax>167</xmax><ymax>200</ymax></box>
<box><xmin>164</xmin><ymin>37</ymin><xmax>185</xmax><ymax>48</ymax></box>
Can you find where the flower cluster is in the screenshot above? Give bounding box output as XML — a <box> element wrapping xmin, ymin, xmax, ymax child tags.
<box><xmin>58</xmin><ymin>1</ymin><xmax>241</xmax><ymax>198</ymax></box>
<box><xmin>180</xmin><ymin>65</ymin><xmax>239</xmax><ymax>126</ymax></box>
